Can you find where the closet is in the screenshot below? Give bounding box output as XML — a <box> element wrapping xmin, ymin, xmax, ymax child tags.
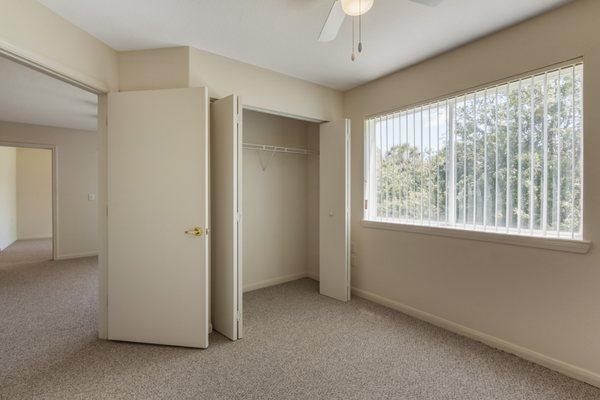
<box><xmin>211</xmin><ymin>95</ymin><xmax>350</xmax><ymax>342</ymax></box>
<box><xmin>242</xmin><ymin>109</ymin><xmax>320</xmax><ymax>292</ymax></box>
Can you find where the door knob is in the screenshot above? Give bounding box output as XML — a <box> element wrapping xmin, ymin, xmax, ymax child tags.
<box><xmin>185</xmin><ymin>227</ymin><xmax>204</xmax><ymax>236</ymax></box>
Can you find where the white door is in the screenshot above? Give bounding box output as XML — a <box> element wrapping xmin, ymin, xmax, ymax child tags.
<box><xmin>210</xmin><ymin>95</ymin><xmax>243</xmax><ymax>340</ymax></box>
<box><xmin>107</xmin><ymin>87</ymin><xmax>210</xmax><ymax>348</ymax></box>
<box><xmin>319</xmin><ymin>119</ymin><xmax>351</xmax><ymax>302</ymax></box>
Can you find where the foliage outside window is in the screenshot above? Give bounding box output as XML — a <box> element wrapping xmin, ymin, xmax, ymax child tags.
<box><xmin>364</xmin><ymin>63</ymin><xmax>583</xmax><ymax>239</ymax></box>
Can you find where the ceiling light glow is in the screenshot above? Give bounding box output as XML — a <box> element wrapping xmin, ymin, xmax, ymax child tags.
<box><xmin>340</xmin><ymin>0</ymin><xmax>374</xmax><ymax>16</ymax></box>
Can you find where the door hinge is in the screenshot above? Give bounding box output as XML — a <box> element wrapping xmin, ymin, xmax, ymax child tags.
<box><xmin>236</xmin><ymin>310</ymin><xmax>242</xmax><ymax>321</ymax></box>
<box><xmin>364</xmin><ymin>199</ymin><xmax>368</xmax><ymax>209</ymax></box>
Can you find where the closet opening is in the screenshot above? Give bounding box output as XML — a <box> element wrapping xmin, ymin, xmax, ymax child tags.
<box><xmin>211</xmin><ymin>96</ymin><xmax>351</xmax><ymax>343</ymax></box>
<box><xmin>241</xmin><ymin>109</ymin><xmax>320</xmax><ymax>294</ymax></box>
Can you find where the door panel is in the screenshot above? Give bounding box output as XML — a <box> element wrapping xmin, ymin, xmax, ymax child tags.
<box><xmin>319</xmin><ymin>119</ymin><xmax>351</xmax><ymax>302</ymax></box>
<box><xmin>210</xmin><ymin>95</ymin><xmax>242</xmax><ymax>340</ymax></box>
<box><xmin>107</xmin><ymin>88</ymin><xmax>209</xmax><ymax>348</ymax></box>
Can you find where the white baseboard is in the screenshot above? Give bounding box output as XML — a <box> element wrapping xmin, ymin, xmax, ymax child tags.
<box><xmin>55</xmin><ymin>251</ymin><xmax>99</xmax><ymax>260</ymax></box>
<box><xmin>243</xmin><ymin>269</ymin><xmax>600</xmax><ymax>387</ymax></box>
<box><xmin>243</xmin><ymin>272</ymin><xmax>309</xmax><ymax>293</ymax></box>
<box><xmin>0</xmin><ymin>238</ymin><xmax>16</xmax><ymax>252</ymax></box>
<box><xmin>18</xmin><ymin>236</ymin><xmax>52</xmax><ymax>240</ymax></box>
<box><xmin>351</xmin><ymin>286</ymin><xmax>600</xmax><ymax>389</ymax></box>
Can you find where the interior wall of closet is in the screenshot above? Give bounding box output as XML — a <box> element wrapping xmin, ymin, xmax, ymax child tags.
<box><xmin>242</xmin><ymin>109</ymin><xmax>319</xmax><ymax>291</ymax></box>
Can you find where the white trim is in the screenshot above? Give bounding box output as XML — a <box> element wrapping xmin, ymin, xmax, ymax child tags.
<box><xmin>351</xmin><ymin>286</ymin><xmax>600</xmax><ymax>389</ymax></box>
<box><xmin>17</xmin><ymin>236</ymin><xmax>52</xmax><ymax>240</ymax></box>
<box><xmin>0</xmin><ymin>39</ymin><xmax>108</xmax><ymax>339</ymax></box>
<box><xmin>0</xmin><ymin>38</ymin><xmax>109</xmax><ymax>94</ymax></box>
<box><xmin>242</xmin><ymin>104</ymin><xmax>325</xmax><ymax>124</ymax></box>
<box><xmin>361</xmin><ymin>220</ymin><xmax>591</xmax><ymax>254</ymax></box>
<box><xmin>0</xmin><ymin>141</ymin><xmax>58</xmax><ymax>260</ymax></box>
<box><xmin>97</xmin><ymin>95</ymin><xmax>108</xmax><ymax>339</ymax></box>
<box><xmin>306</xmin><ymin>271</ymin><xmax>600</xmax><ymax>387</ymax></box>
<box><xmin>236</xmin><ymin>95</ymin><xmax>243</xmax><ymax>339</ymax></box>
<box><xmin>55</xmin><ymin>251</ymin><xmax>99</xmax><ymax>260</ymax></box>
<box><xmin>243</xmin><ymin>272</ymin><xmax>309</xmax><ymax>292</ymax></box>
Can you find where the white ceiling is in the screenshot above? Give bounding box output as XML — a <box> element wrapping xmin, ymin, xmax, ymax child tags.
<box><xmin>0</xmin><ymin>56</ymin><xmax>97</xmax><ymax>131</ymax></box>
<box><xmin>38</xmin><ymin>0</ymin><xmax>570</xmax><ymax>91</ymax></box>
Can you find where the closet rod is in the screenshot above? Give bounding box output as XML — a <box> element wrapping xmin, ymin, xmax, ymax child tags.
<box><xmin>242</xmin><ymin>142</ymin><xmax>315</xmax><ymax>156</ymax></box>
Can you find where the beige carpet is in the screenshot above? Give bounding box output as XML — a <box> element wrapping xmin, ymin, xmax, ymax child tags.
<box><xmin>0</xmin><ymin>238</ymin><xmax>53</xmax><ymax>269</ymax></box>
<box><xmin>1</xmin><ymin>239</ymin><xmax>599</xmax><ymax>399</ymax></box>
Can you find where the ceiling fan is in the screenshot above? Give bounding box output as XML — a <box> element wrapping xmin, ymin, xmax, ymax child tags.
<box><xmin>319</xmin><ymin>0</ymin><xmax>444</xmax><ymax>61</ymax></box>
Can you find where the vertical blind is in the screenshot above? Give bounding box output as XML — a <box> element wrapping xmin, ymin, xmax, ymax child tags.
<box><xmin>364</xmin><ymin>62</ymin><xmax>583</xmax><ymax>239</ymax></box>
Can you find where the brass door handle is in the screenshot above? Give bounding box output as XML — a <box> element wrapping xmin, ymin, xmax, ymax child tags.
<box><xmin>185</xmin><ymin>227</ymin><xmax>204</xmax><ymax>236</ymax></box>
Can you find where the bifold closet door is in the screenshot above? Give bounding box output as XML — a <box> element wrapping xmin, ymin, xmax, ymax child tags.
<box><xmin>211</xmin><ymin>95</ymin><xmax>243</xmax><ymax>341</ymax></box>
<box><xmin>107</xmin><ymin>87</ymin><xmax>210</xmax><ymax>348</ymax></box>
<box><xmin>319</xmin><ymin>119</ymin><xmax>351</xmax><ymax>302</ymax></box>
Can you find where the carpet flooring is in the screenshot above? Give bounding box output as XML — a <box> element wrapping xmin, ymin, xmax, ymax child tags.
<box><xmin>1</xmin><ymin>239</ymin><xmax>599</xmax><ymax>399</ymax></box>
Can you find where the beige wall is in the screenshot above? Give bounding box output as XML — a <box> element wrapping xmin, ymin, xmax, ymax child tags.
<box><xmin>1</xmin><ymin>1</ymin><xmax>340</xmax><ymax>120</ymax></box>
<box><xmin>190</xmin><ymin>47</ymin><xmax>343</xmax><ymax>122</ymax></box>
<box><xmin>344</xmin><ymin>0</ymin><xmax>600</xmax><ymax>382</ymax></box>
<box><xmin>16</xmin><ymin>147</ymin><xmax>52</xmax><ymax>239</ymax></box>
<box><xmin>0</xmin><ymin>146</ymin><xmax>17</xmax><ymax>250</ymax></box>
<box><xmin>118</xmin><ymin>47</ymin><xmax>190</xmax><ymax>92</ymax></box>
<box><xmin>118</xmin><ymin>46</ymin><xmax>344</xmax><ymax>122</ymax></box>
<box><xmin>242</xmin><ymin>110</ymin><xmax>319</xmax><ymax>290</ymax></box>
<box><xmin>0</xmin><ymin>122</ymin><xmax>97</xmax><ymax>258</ymax></box>
<box><xmin>0</xmin><ymin>0</ymin><xmax>118</xmax><ymax>92</ymax></box>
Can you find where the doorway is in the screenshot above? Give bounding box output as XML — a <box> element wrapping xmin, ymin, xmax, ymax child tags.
<box><xmin>0</xmin><ymin>53</ymin><xmax>105</xmax><ymax>384</ymax></box>
<box><xmin>0</xmin><ymin>54</ymin><xmax>100</xmax><ymax>263</ymax></box>
<box><xmin>210</xmin><ymin>96</ymin><xmax>351</xmax><ymax>342</ymax></box>
<box><xmin>0</xmin><ymin>145</ymin><xmax>54</xmax><ymax>264</ymax></box>
<box><xmin>242</xmin><ymin>109</ymin><xmax>320</xmax><ymax>291</ymax></box>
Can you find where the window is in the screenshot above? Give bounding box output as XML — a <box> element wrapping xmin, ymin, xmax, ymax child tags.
<box><xmin>364</xmin><ymin>62</ymin><xmax>583</xmax><ymax>239</ymax></box>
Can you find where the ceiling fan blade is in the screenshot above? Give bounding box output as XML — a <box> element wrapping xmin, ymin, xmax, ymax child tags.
<box><xmin>318</xmin><ymin>1</ymin><xmax>346</xmax><ymax>42</ymax></box>
<box><xmin>407</xmin><ymin>0</ymin><xmax>444</xmax><ymax>6</ymax></box>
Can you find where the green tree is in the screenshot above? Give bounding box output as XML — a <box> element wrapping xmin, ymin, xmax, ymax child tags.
<box><xmin>374</xmin><ymin>66</ymin><xmax>582</xmax><ymax>235</ymax></box>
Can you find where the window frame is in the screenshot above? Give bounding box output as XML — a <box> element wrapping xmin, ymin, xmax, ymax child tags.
<box><xmin>362</xmin><ymin>59</ymin><xmax>590</xmax><ymax>253</ymax></box>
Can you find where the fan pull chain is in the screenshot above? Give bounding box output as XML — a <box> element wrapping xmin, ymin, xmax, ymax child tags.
<box><xmin>358</xmin><ymin>0</ymin><xmax>363</xmax><ymax>53</ymax></box>
<box><xmin>351</xmin><ymin>16</ymin><xmax>356</xmax><ymax>61</ymax></box>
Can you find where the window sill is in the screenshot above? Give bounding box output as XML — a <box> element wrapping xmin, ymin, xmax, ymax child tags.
<box><xmin>360</xmin><ymin>220</ymin><xmax>591</xmax><ymax>254</ymax></box>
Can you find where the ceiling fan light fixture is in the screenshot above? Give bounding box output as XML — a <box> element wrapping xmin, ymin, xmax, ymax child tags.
<box><xmin>340</xmin><ymin>0</ymin><xmax>374</xmax><ymax>16</ymax></box>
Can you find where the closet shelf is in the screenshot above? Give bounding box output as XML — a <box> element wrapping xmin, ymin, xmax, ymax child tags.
<box><xmin>242</xmin><ymin>142</ymin><xmax>315</xmax><ymax>156</ymax></box>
